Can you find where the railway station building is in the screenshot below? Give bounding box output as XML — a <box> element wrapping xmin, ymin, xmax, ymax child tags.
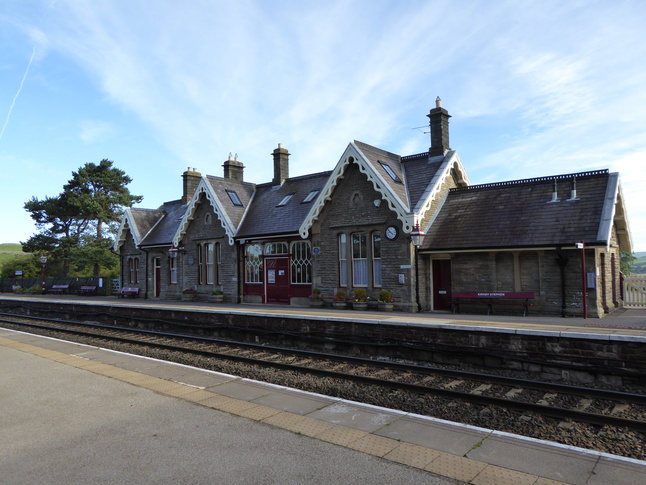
<box><xmin>114</xmin><ymin>101</ymin><xmax>632</xmax><ymax>317</ymax></box>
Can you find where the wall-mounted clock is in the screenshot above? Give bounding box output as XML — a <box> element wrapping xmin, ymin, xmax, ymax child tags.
<box><xmin>385</xmin><ymin>225</ymin><xmax>399</xmax><ymax>240</ymax></box>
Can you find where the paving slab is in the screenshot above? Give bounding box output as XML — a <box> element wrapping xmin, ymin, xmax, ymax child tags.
<box><xmin>306</xmin><ymin>400</ymin><xmax>401</xmax><ymax>432</ymax></box>
<box><xmin>375</xmin><ymin>414</ymin><xmax>489</xmax><ymax>456</ymax></box>
<box><xmin>466</xmin><ymin>431</ymin><xmax>598</xmax><ymax>485</ymax></box>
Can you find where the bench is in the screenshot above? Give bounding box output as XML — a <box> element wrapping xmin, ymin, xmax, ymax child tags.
<box><xmin>117</xmin><ymin>287</ymin><xmax>140</xmax><ymax>298</ymax></box>
<box><xmin>77</xmin><ymin>286</ymin><xmax>97</xmax><ymax>296</ymax></box>
<box><xmin>452</xmin><ymin>292</ymin><xmax>535</xmax><ymax>316</ymax></box>
<box><xmin>49</xmin><ymin>284</ymin><xmax>70</xmax><ymax>294</ymax></box>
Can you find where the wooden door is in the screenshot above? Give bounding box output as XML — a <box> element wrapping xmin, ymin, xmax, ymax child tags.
<box><xmin>265</xmin><ymin>257</ymin><xmax>290</xmax><ymax>304</ymax></box>
<box><xmin>432</xmin><ymin>259</ymin><xmax>452</xmax><ymax>311</ymax></box>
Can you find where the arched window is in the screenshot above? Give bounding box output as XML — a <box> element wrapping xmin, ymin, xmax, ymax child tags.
<box><xmin>265</xmin><ymin>242</ymin><xmax>288</xmax><ymax>255</ymax></box>
<box><xmin>291</xmin><ymin>241</ymin><xmax>311</xmax><ymax>284</ymax></box>
<box><xmin>245</xmin><ymin>244</ymin><xmax>263</xmax><ymax>283</ymax></box>
<box><xmin>372</xmin><ymin>232</ymin><xmax>381</xmax><ymax>287</ymax></box>
<box><xmin>338</xmin><ymin>234</ymin><xmax>347</xmax><ymax>287</ymax></box>
<box><xmin>352</xmin><ymin>233</ymin><xmax>368</xmax><ymax>287</ymax></box>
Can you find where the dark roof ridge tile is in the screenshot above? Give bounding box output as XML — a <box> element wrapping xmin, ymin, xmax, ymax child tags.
<box><xmin>452</xmin><ymin>169</ymin><xmax>609</xmax><ymax>193</ymax></box>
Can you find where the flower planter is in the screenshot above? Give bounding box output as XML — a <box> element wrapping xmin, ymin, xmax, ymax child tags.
<box><xmin>181</xmin><ymin>294</ymin><xmax>197</xmax><ymax>302</ymax></box>
<box><xmin>351</xmin><ymin>301</ymin><xmax>368</xmax><ymax>311</ymax></box>
<box><xmin>378</xmin><ymin>302</ymin><xmax>394</xmax><ymax>312</ymax></box>
<box><xmin>211</xmin><ymin>294</ymin><xmax>224</xmax><ymax>303</ymax></box>
<box><xmin>309</xmin><ymin>299</ymin><xmax>324</xmax><ymax>307</ymax></box>
<box><xmin>332</xmin><ymin>301</ymin><xmax>347</xmax><ymax>309</ymax></box>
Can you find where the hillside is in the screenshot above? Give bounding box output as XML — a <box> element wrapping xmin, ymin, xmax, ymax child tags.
<box><xmin>633</xmin><ymin>253</ymin><xmax>646</xmax><ymax>274</ymax></box>
<box><xmin>0</xmin><ymin>243</ymin><xmax>23</xmax><ymax>253</ymax></box>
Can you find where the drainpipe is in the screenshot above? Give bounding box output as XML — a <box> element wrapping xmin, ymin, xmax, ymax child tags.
<box><xmin>556</xmin><ymin>247</ymin><xmax>569</xmax><ymax>317</ymax></box>
<box><xmin>139</xmin><ymin>246</ymin><xmax>149</xmax><ymax>299</ymax></box>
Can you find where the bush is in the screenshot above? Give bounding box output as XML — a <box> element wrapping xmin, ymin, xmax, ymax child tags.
<box><xmin>378</xmin><ymin>290</ymin><xmax>393</xmax><ymax>302</ymax></box>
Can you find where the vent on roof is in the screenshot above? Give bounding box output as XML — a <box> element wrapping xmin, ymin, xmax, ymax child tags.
<box><xmin>379</xmin><ymin>161</ymin><xmax>401</xmax><ymax>183</ymax></box>
<box><xmin>277</xmin><ymin>193</ymin><xmax>295</xmax><ymax>207</ymax></box>
<box><xmin>226</xmin><ymin>189</ymin><xmax>243</xmax><ymax>206</ymax></box>
<box><xmin>450</xmin><ymin>170</ymin><xmax>609</xmax><ymax>193</ymax></box>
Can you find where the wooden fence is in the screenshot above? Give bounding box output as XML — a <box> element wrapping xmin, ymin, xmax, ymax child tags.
<box><xmin>623</xmin><ymin>274</ymin><xmax>646</xmax><ymax>308</ymax></box>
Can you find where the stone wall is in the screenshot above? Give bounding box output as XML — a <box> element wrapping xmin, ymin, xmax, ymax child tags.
<box><xmin>178</xmin><ymin>192</ymin><xmax>239</xmax><ymax>302</ymax></box>
<box><xmin>312</xmin><ymin>161</ymin><xmax>415</xmax><ymax>309</ymax></box>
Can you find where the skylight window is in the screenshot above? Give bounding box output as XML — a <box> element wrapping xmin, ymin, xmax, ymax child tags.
<box><xmin>276</xmin><ymin>193</ymin><xmax>295</xmax><ymax>207</ymax></box>
<box><xmin>302</xmin><ymin>190</ymin><xmax>319</xmax><ymax>203</ymax></box>
<box><xmin>379</xmin><ymin>161</ymin><xmax>401</xmax><ymax>183</ymax></box>
<box><xmin>226</xmin><ymin>190</ymin><xmax>243</xmax><ymax>206</ymax></box>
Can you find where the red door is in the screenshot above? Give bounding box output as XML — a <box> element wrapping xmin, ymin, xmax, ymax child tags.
<box><xmin>432</xmin><ymin>260</ymin><xmax>452</xmax><ymax>311</ymax></box>
<box><xmin>265</xmin><ymin>257</ymin><xmax>290</xmax><ymax>304</ymax></box>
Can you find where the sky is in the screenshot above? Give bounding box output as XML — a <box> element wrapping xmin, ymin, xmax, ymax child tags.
<box><xmin>1</xmin><ymin>0</ymin><xmax>645</xmax><ymax>252</ymax></box>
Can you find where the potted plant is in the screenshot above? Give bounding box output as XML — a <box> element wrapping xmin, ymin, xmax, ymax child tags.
<box><xmin>378</xmin><ymin>289</ymin><xmax>394</xmax><ymax>312</ymax></box>
<box><xmin>332</xmin><ymin>290</ymin><xmax>347</xmax><ymax>309</ymax></box>
<box><xmin>351</xmin><ymin>288</ymin><xmax>368</xmax><ymax>310</ymax></box>
<box><xmin>181</xmin><ymin>287</ymin><xmax>197</xmax><ymax>301</ymax></box>
<box><xmin>211</xmin><ymin>289</ymin><xmax>224</xmax><ymax>303</ymax></box>
<box><xmin>309</xmin><ymin>288</ymin><xmax>324</xmax><ymax>307</ymax></box>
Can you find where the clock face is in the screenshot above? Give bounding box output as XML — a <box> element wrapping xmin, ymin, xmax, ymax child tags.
<box><xmin>385</xmin><ymin>226</ymin><xmax>398</xmax><ymax>240</ymax></box>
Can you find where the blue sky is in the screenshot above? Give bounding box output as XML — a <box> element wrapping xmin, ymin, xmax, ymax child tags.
<box><xmin>1</xmin><ymin>0</ymin><xmax>645</xmax><ymax>251</ymax></box>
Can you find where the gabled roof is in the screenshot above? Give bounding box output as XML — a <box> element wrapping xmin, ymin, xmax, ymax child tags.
<box><xmin>140</xmin><ymin>200</ymin><xmax>187</xmax><ymax>247</ymax></box>
<box><xmin>174</xmin><ymin>175</ymin><xmax>255</xmax><ymax>245</ymax></box>
<box><xmin>301</xmin><ymin>141</ymin><xmax>469</xmax><ymax>237</ymax></box>
<box><xmin>422</xmin><ymin>169</ymin><xmax>632</xmax><ymax>252</ymax></box>
<box><xmin>113</xmin><ymin>207</ymin><xmax>166</xmax><ymax>249</ymax></box>
<box><xmin>237</xmin><ymin>171</ymin><xmax>331</xmax><ymax>239</ymax></box>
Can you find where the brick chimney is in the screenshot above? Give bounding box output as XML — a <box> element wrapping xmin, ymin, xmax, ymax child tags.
<box><xmin>427</xmin><ymin>97</ymin><xmax>451</xmax><ymax>156</ymax></box>
<box><xmin>223</xmin><ymin>153</ymin><xmax>244</xmax><ymax>181</ymax></box>
<box><xmin>182</xmin><ymin>167</ymin><xmax>201</xmax><ymax>204</ymax></box>
<box><xmin>272</xmin><ymin>144</ymin><xmax>290</xmax><ymax>185</ymax></box>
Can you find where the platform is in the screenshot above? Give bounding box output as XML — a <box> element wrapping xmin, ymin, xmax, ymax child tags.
<box><xmin>2</xmin><ymin>293</ymin><xmax>646</xmax><ymax>340</ymax></box>
<box><xmin>2</xmin><ymin>324</ymin><xmax>645</xmax><ymax>484</ymax></box>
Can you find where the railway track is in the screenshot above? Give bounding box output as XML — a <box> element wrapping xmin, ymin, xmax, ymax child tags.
<box><xmin>2</xmin><ymin>312</ymin><xmax>645</xmax><ymax>436</ymax></box>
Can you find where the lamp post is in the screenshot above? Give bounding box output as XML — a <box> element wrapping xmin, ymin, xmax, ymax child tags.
<box><xmin>576</xmin><ymin>241</ymin><xmax>587</xmax><ymax>319</ymax></box>
<box><xmin>410</xmin><ymin>223</ymin><xmax>426</xmax><ymax>312</ymax></box>
<box><xmin>39</xmin><ymin>254</ymin><xmax>48</xmax><ymax>294</ymax></box>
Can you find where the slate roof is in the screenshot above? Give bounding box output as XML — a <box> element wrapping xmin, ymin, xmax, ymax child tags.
<box><xmin>138</xmin><ymin>200</ymin><xmax>187</xmax><ymax>247</ymax></box>
<box><xmin>353</xmin><ymin>141</ymin><xmax>455</xmax><ymax>213</ymax></box>
<box><xmin>236</xmin><ymin>171</ymin><xmax>331</xmax><ymax>238</ymax></box>
<box><xmin>204</xmin><ymin>175</ymin><xmax>255</xmax><ymax>228</ymax></box>
<box><xmin>422</xmin><ymin>170</ymin><xmax>616</xmax><ymax>251</ymax></box>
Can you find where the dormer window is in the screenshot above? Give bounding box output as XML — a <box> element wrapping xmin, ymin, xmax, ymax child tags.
<box><xmin>379</xmin><ymin>161</ymin><xmax>401</xmax><ymax>183</ymax></box>
<box><xmin>276</xmin><ymin>193</ymin><xmax>295</xmax><ymax>207</ymax></box>
<box><xmin>226</xmin><ymin>190</ymin><xmax>243</xmax><ymax>206</ymax></box>
<box><xmin>302</xmin><ymin>190</ymin><xmax>319</xmax><ymax>203</ymax></box>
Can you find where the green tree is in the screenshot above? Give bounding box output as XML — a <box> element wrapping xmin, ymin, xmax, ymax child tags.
<box><xmin>0</xmin><ymin>253</ymin><xmax>40</xmax><ymax>279</ymax></box>
<box><xmin>23</xmin><ymin>159</ymin><xmax>142</xmax><ymax>277</ymax></box>
<box><xmin>620</xmin><ymin>251</ymin><xmax>636</xmax><ymax>275</ymax></box>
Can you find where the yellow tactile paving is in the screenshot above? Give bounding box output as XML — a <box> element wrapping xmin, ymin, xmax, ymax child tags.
<box><xmin>383</xmin><ymin>442</ymin><xmax>441</xmax><ymax>469</ymax></box>
<box><xmin>200</xmin><ymin>394</ymin><xmax>257</xmax><ymax>414</ymax></box>
<box><xmin>534</xmin><ymin>477</ymin><xmax>569</xmax><ymax>485</ymax></box>
<box><xmin>282</xmin><ymin>415</ymin><xmax>335</xmax><ymax>438</ymax></box>
<box><xmin>316</xmin><ymin>423</ymin><xmax>369</xmax><ymax>447</ymax></box>
<box><xmin>261</xmin><ymin>411</ymin><xmax>308</xmax><ymax>430</ymax></box>
<box><xmin>425</xmin><ymin>452</ymin><xmax>488</xmax><ymax>483</ymax></box>
<box><xmin>346</xmin><ymin>434</ymin><xmax>400</xmax><ymax>457</ymax></box>
<box><xmin>234</xmin><ymin>404</ymin><xmax>282</xmax><ymax>421</ymax></box>
<box><xmin>471</xmin><ymin>464</ymin><xmax>539</xmax><ymax>485</ymax></box>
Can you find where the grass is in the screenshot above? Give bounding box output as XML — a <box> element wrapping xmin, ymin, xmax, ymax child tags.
<box><xmin>0</xmin><ymin>243</ymin><xmax>23</xmax><ymax>253</ymax></box>
<box><xmin>0</xmin><ymin>243</ymin><xmax>29</xmax><ymax>268</ymax></box>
